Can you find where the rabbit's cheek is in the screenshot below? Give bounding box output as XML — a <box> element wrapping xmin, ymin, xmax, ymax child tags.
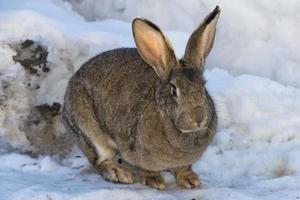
<box><xmin>199</xmin><ymin>114</ymin><xmax>209</xmax><ymax>129</ymax></box>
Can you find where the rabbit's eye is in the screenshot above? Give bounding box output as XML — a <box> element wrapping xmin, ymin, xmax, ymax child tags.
<box><xmin>170</xmin><ymin>84</ymin><xmax>177</xmax><ymax>97</ymax></box>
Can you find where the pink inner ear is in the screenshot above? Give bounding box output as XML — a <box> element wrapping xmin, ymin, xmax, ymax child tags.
<box><xmin>138</xmin><ymin>30</ymin><xmax>165</xmax><ymax>70</ymax></box>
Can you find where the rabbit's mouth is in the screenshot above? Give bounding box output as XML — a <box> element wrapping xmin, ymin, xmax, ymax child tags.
<box><xmin>179</xmin><ymin>126</ymin><xmax>208</xmax><ymax>133</ymax></box>
<box><xmin>176</xmin><ymin>112</ymin><xmax>210</xmax><ymax>133</ymax></box>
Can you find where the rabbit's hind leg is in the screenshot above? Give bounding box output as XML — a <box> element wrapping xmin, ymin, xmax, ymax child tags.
<box><xmin>64</xmin><ymin>82</ymin><xmax>133</xmax><ymax>184</ymax></box>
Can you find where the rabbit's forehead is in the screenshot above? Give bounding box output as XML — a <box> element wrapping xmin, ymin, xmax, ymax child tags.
<box><xmin>181</xmin><ymin>68</ymin><xmax>198</xmax><ymax>82</ymax></box>
<box><xmin>171</xmin><ymin>67</ymin><xmax>205</xmax><ymax>88</ymax></box>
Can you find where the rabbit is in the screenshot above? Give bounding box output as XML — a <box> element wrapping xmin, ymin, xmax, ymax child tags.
<box><xmin>63</xmin><ymin>5</ymin><xmax>221</xmax><ymax>190</ymax></box>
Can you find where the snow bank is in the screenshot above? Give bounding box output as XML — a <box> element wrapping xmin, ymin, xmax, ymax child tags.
<box><xmin>0</xmin><ymin>0</ymin><xmax>300</xmax><ymax>199</ymax></box>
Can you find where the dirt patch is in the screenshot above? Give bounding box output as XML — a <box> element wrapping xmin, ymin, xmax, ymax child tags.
<box><xmin>12</xmin><ymin>39</ymin><xmax>49</xmax><ymax>75</ymax></box>
<box><xmin>7</xmin><ymin>39</ymin><xmax>74</xmax><ymax>157</ymax></box>
<box><xmin>20</xmin><ymin>102</ymin><xmax>75</xmax><ymax>157</ymax></box>
<box><xmin>36</xmin><ymin>102</ymin><xmax>61</xmax><ymax>117</ymax></box>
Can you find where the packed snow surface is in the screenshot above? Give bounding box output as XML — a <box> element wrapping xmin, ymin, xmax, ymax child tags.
<box><xmin>0</xmin><ymin>0</ymin><xmax>300</xmax><ymax>199</ymax></box>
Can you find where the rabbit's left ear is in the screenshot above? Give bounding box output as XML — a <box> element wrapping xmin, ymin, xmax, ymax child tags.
<box><xmin>183</xmin><ymin>6</ymin><xmax>221</xmax><ymax>71</ymax></box>
<box><xmin>132</xmin><ymin>17</ymin><xmax>177</xmax><ymax>82</ymax></box>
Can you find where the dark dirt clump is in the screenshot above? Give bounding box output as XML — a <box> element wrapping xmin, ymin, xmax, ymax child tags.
<box><xmin>12</xmin><ymin>39</ymin><xmax>49</xmax><ymax>75</ymax></box>
<box><xmin>36</xmin><ymin>102</ymin><xmax>61</xmax><ymax>117</ymax></box>
<box><xmin>20</xmin><ymin>102</ymin><xmax>75</xmax><ymax>157</ymax></box>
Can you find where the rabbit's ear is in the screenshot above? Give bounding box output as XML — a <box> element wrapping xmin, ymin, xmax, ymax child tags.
<box><xmin>132</xmin><ymin>17</ymin><xmax>177</xmax><ymax>81</ymax></box>
<box><xmin>183</xmin><ymin>6</ymin><xmax>221</xmax><ymax>71</ymax></box>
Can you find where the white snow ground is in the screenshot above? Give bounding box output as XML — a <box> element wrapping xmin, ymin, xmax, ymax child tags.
<box><xmin>0</xmin><ymin>0</ymin><xmax>300</xmax><ymax>199</ymax></box>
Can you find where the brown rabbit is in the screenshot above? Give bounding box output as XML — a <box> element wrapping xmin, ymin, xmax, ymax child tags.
<box><xmin>63</xmin><ymin>6</ymin><xmax>220</xmax><ymax>189</ymax></box>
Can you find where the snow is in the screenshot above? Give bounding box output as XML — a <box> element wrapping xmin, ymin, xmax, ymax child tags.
<box><xmin>0</xmin><ymin>0</ymin><xmax>300</xmax><ymax>199</ymax></box>
<box><xmin>67</xmin><ymin>0</ymin><xmax>300</xmax><ymax>87</ymax></box>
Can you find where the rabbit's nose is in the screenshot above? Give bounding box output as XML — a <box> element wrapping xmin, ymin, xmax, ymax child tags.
<box><xmin>191</xmin><ymin>102</ymin><xmax>198</xmax><ymax>108</ymax></box>
<box><xmin>191</xmin><ymin>91</ymin><xmax>204</xmax><ymax>107</ymax></box>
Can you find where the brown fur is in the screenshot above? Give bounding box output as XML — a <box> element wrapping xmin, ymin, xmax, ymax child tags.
<box><xmin>63</xmin><ymin>6</ymin><xmax>221</xmax><ymax>189</ymax></box>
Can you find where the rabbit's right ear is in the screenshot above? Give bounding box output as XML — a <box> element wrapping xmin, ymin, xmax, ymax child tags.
<box><xmin>132</xmin><ymin>17</ymin><xmax>177</xmax><ymax>82</ymax></box>
<box><xmin>183</xmin><ymin>6</ymin><xmax>221</xmax><ymax>72</ymax></box>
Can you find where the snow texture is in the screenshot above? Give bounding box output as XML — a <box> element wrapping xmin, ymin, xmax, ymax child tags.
<box><xmin>0</xmin><ymin>0</ymin><xmax>300</xmax><ymax>199</ymax></box>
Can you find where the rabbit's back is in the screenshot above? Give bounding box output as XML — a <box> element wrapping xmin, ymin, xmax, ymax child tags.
<box><xmin>72</xmin><ymin>48</ymin><xmax>158</xmax><ymax>141</ymax></box>
<box><xmin>75</xmin><ymin>48</ymin><xmax>156</xmax><ymax>89</ymax></box>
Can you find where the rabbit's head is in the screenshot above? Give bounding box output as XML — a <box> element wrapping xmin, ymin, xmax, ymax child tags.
<box><xmin>133</xmin><ymin>6</ymin><xmax>220</xmax><ymax>133</ymax></box>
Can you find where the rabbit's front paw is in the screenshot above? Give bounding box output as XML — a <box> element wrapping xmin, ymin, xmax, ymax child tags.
<box><xmin>99</xmin><ymin>160</ymin><xmax>134</xmax><ymax>184</ymax></box>
<box><xmin>175</xmin><ymin>168</ymin><xmax>200</xmax><ymax>189</ymax></box>
<box><xmin>140</xmin><ymin>171</ymin><xmax>166</xmax><ymax>190</ymax></box>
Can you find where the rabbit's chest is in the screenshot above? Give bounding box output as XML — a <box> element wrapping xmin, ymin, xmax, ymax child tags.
<box><xmin>122</xmin><ymin>131</ymin><xmax>204</xmax><ymax>171</ymax></box>
<box><xmin>120</xmin><ymin>110</ymin><xmax>210</xmax><ymax>171</ymax></box>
